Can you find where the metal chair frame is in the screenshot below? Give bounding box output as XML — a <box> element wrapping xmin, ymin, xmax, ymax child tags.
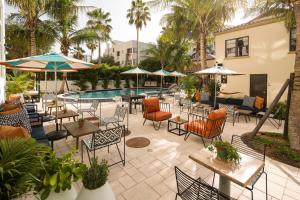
<box><xmin>143</xmin><ymin>102</ymin><xmax>171</xmax><ymax>130</ymax></box>
<box><xmin>102</xmin><ymin>105</ymin><xmax>128</xmax><ymax>129</ymax></box>
<box><xmin>184</xmin><ymin>112</ymin><xmax>226</xmax><ymax>146</ymax></box>
<box><xmin>218</xmin><ymin>103</ymin><xmax>239</xmax><ymax>126</ymax></box>
<box><xmin>174</xmin><ymin>166</ymin><xmax>231</xmax><ymax>200</ymax></box>
<box><xmin>230</xmin><ymin>135</ymin><xmax>268</xmax><ymax>200</ymax></box>
<box><xmin>78</xmin><ymin>100</ymin><xmax>99</xmax><ymax>118</ymax></box>
<box><xmin>256</xmin><ymin>109</ymin><xmax>282</xmax><ymax>129</ymax></box>
<box><xmin>81</xmin><ymin>125</ymin><xmax>126</xmax><ymax>167</ymax></box>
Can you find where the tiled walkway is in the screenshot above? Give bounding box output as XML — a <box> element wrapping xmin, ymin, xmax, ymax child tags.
<box><xmin>43</xmin><ymin>98</ymin><xmax>300</xmax><ymax>200</ymax></box>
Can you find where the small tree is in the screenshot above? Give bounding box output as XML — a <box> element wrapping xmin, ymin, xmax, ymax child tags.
<box><xmin>180</xmin><ymin>75</ymin><xmax>199</xmax><ymax>99</ymax></box>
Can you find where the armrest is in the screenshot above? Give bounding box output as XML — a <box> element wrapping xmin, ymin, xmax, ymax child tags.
<box><xmin>187</xmin><ymin>112</ymin><xmax>206</xmax><ymax>122</ymax></box>
<box><xmin>160</xmin><ymin>102</ymin><xmax>170</xmax><ymax>112</ymax></box>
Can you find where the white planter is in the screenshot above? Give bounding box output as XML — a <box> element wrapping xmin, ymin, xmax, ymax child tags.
<box><xmin>76</xmin><ymin>182</ymin><xmax>115</xmax><ymax>200</ymax></box>
<box><xmin>47</xmin><ymin>185</ymin><xmax>77</xmax><ymax>200</ymax></box>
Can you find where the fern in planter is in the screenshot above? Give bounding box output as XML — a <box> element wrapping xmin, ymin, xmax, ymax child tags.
<box><xmin>82</xmin><ymin>158</ymin><xmax>109</xmax><ymax>190</ymax></box>
<box><xmin>208</xmin><ymin>141</ymin><xmax>241</xmax><ymax>163</ymax></box>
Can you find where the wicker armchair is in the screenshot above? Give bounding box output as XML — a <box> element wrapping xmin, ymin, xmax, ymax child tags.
<box><xmin>184</xmin><ymin>108</ymin><xmax>226</xmax><ymax>146</ymax></box>
<box><xmin>143</xmin><ymin>97</ymin><xmax>172</xmax><ymax>130</ymax></box>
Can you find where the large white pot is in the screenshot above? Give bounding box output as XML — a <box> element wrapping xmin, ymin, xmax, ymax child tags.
<box><xmin>76</xmin><ymin>182</ymin><xmax>115</xmax><ymax>200</ymax></box>
<box><xmin>47</xmin><ymin>185</ymin><xmax>78</xmax><ymax>200</ymax></box>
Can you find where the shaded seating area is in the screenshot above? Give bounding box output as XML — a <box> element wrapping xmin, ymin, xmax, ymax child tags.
<box><xmin>143</xmin><ymin>97</ymin><xmax>172</xmax><ymax>130</ymax></box>
<box><xmin>81</xmin><ymin>125</ymin><xmax>125</xmax><ymax>167</ymax></box>
<box><xmin>174</xmin><ymin>166</ymin><xmax>232</xmax><ymax>200</ymax></box>
<box><xmin>184</xmin><ymin>108</ymin><xmax>227</xmax><ymax>146</ymax></box>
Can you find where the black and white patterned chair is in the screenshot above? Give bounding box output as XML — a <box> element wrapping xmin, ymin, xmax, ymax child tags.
<box><xmin>102</xmin><ymin>105</ymin><xmax>128</xmax><ymax>129</ymax></box>
<box><xmin>219</xmin><ymin>103</ymin><xmax>239</xmax><ymax>126</ymax></box>
<box><xmin>81</xmin><ymin>125</ymin><xmax>125</xmax><ymax>167</ymax></box>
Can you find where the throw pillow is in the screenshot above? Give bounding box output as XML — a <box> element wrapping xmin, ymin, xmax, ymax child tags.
<box><xmin>242</xmin><ymin>96</ymin><xmax>256</xmax><ymax>108</ymax></box>
<box><xmin>255</xmin><ymin>96</ymin><xmax>264</xmax><ymax>109</ymax></box>
<box><xmin>201</xmin><ymin>92</ymin><xmax>210</xmax><ymax>102</ymax></box>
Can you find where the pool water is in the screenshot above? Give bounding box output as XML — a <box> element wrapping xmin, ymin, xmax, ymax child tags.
<box><xmin>67</xmin><ymin>88</ymin><xmax>164</xmax><ymax>99</ymax></box>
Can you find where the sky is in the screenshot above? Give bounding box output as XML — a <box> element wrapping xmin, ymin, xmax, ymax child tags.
<box><xmin>4</xmin><ymin>0</ymin><xmax>253</xmax><ymax>55</ymax></box>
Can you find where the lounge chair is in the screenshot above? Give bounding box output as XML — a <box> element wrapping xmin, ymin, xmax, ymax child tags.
<box><xmin>184</xmin><ymin>108</ymin><xmax>226</xmax><ymax>146</ymax></box>
<box><xmin>143</xmin><ymin>97</ymin><xmax>172</xmax><ymax>130</ymax></box>
<box><xmin>78</xmin><ymin>100</ymin><xmax>99</xmax><ymax>118</ymax></box>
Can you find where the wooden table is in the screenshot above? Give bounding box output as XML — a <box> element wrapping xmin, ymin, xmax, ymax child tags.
<box><xmin>63</xmin><ymin>120</ymin><xmax>100</xmax><ymax>149</ymax></box>
<box><xmin>237</xmin><ymin>109</ymin><xmax>252</xmax><ymax>123</ymax></box>
<box><xmin>52</xmin><ymin>110</ymin><xmax>79</xmax><ymax>129</ymax></box>
<box><xmin>122</xmin><ymin>95</ymin><xmax>145</xmax><ymax>114</ymax></box>
<box><xmin>47</xmin><ymin>102</ymin><xmax>64</xmax><ymax>114</ymax></box>
<box><xmin>189</xmin><ymin>149</ymin><xmax>264</xmax><ymax>198</ymax></box>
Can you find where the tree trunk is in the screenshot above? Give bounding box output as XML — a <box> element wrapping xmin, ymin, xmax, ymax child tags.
<box><xmin>199</xmin><ymin>31</ymin><xmax>207</xmax><ymax>69</ymax></box>
<box><xmin>136</xmin><ymin>28</ymin><xmax>139</xmax><ymax>66</ymax></box>
<box><xmin>288</xmin><ymin>0</ymin><xmax>300</xmax><ymax>150</ymax></box>
<box><xmin>58</xmin><ymin>40</ymin><xmax>69</xmax><ymax>94</ymax></box>
<box><xmin>91</xmin><ymin>48</ymin><xmax>94</xmax><ymax>62</ymax></box>
<box><xmin>30</xmin><ymin>29</ymin><xmax>37</xmax><ymax>56</ymax></box>
<box><xmin>98</xmin><ymin>40</ymin><xmax>101</xmax><ymax>64</ymax></box>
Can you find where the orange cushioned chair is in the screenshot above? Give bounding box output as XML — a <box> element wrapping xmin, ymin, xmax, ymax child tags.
<box><xmin>184</xmin><ymin>108</ymin><xmax>227</xmax><ymax>145</ymax></box>
<box><xmin>143</xmin><ymin>98</ymin><xmax>172</xmax><ymax>130</ymax></box>
<box><xmin>0</xmin><ymin>125</ymin><xmax>31</xmax><ymax>139</ymax></box>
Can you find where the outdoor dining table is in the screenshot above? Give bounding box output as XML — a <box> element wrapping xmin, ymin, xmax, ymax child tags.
<box><xmin>52</xmin><ymin>110</ymin><xmax>79</xmax><ymax>129</ymax></box>
<box><xmin>189</xmin><ymin>148</ymin><xmax>265</xmax><ymax>199</ymax></box>
<box><xmin>122</xmin><ymin>95</ymin><xmax>145</xmax><ymax>114</ymax></box>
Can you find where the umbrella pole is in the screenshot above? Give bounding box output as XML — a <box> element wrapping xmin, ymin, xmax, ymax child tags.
<box><xmin>214</xmin><ymin>74</ymin><xmax>217</xmax><ymax>108</ymax></box>
<box><xmin>160</xmin><ymin>76</ymin><xmax>163</xmax><ymax>94</ymax></box>
<box><xmin>137</xmin><ymin>74</ymin><xmax>138</xmax><ymax>95</ymax></box>
<box><xmin>44</xmin><ymin>71</ymin><xmax>47</xmax><ymax>113</ymax></box>
<box><xmin>55</xmin><ymin>64</ymin><xmax>59</xmax><ymax>131</ymax></box>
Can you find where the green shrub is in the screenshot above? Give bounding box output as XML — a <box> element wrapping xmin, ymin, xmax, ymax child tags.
<box><xmin>274</xmin><ymin>145</ymin><xmax>300</xmax><ymax>162</ymax></box>
<box><xmin>6</xmin><ymin>73</ymin><xmax>33</xmax><ymax>98</ymax></box>
<box><xmin>72</xmin><ymin>79</ymin><xmax>88</xmax><ymax>91</ymax></box>
<box><xmin>207</xmin><ymin>79</ymin><xmax>221</xmax><ymax>98</ymax></box>
<box><xmin>0</xmin><ymin>138</ymin><xmax>50</xmax><ymax>200</ymax></box>
<box><xmin>272</xmin><ymin>102</ymin><xmax>287</xmax><ymax>120</ymax></box>
<box><xmin>180</xmin><ymin>75</ymin><xmax>199</xmax><ymax>99</ymax></box>
<box><xmin>82</xmin><ymin>158</ymin><xmax>109</xmax><ymax>190</ymax></box>
<box><xmin>102</xmin><ymin>79</ymin><xmax>109</xmax><ymax>89</ymax></box>
<box><xmin>125</xmin><ymin>79</ymin><xmax>130</xmax><ymax>88</ymax></box>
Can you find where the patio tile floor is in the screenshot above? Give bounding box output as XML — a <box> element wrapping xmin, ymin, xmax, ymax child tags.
<box><xmin>41</xmin><ymin>97</ymin><xmax>299</xmax><ymax>200</ymax></box>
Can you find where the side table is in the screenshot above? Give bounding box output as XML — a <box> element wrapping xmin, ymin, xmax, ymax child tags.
<box><xmin>168</xmin><ymin>118</ymin><xmax>188</xmax><ymax>136</ymax></box>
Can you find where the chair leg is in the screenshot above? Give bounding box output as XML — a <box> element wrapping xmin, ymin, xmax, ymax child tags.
<box><xmin>153</xmin><ymin>121</ymin><xmax>162</xmax><ymax>131</ymax></box>
<box><xmin>86</xmin><ymin>146</ymin><xmax>91</xmax><ymax>165</ymax></box>
<box><xmin>201</xmin><ymin>137</ymin><xmax>206</xmax><ymax>147</ymax></box>
<box><xmin>251</xmin><ymin>190</ymin><xmax>253</xmax><ymax>200</ymax></box>
<box><xmin>175</xmin><ymin>194</ymin><xmax>178</xmax><ymax>200</ymax></box>
<box><xmin>81</xmin><ymin>142</ymin><xmax>83</xmax><ymax>163</ymax></box>
<box><xmin>264</xmin><ymin>172</ymin><xmax>268</xmax><ymax>200</ymax></box>
<box><xmin>184</xmin><ymin>132</ymin><xmax>191</xmax><ymax>141</ymax></box>
<box><xmin>143</xmin><ymin>118</ymin><xmax>147</xmax><ymax>125</ymax></box>
<box><xmin>116</xmin><ymin>144</ymin><xmax>125</xmax><ymax>166</ymax></box>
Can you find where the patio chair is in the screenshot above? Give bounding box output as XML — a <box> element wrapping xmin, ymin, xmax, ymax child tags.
<box><xmin>179</xmin><ymin>98</ymin><xmax>192</xmax><ymax>113</ymax></box>
<box><xmin>184</xmin><ymin>108</ymin><xmax>227</xmax><ymax>146</ymax></box>
<box><xmin>81</xmin><ymin>125</ymin><xmax>125</xmax><ymax>167</ymax></box>
<box><xmin>218</xmin><ymin>103</ymin><xmax>239</xmax><ymax>126</ymax></box>
<box><xmin>102</xmin><ymin>105</ymin><xmax>128</xmax><ymax>129</ymax></box>
<box><xmin>231</xmin><ymin>135</ymin><xmax>267</xmax><ymax>200</ymax></box>
<box><xmin>143</xmin><ymin>97</ymin><xmax>172</xmax><ymax>130</ymax></box>
<box><xmin>78</xmin><ymin>100</ymin><xmax>99</xmax><ymax>118</ymax></box>
<box><xmin>174</xmin><ymin>166</ymin><xmax>231</xmax><ymax>200</ymax></box>
<box><xmin>256</xmin><ymin>108</ymin><xmax>282</xmax><ymax>129</ymax></box>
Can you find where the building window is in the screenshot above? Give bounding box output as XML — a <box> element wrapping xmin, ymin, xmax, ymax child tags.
<box><xmin>225</xmin><ymin>36</ymin><xmax>249</xmax><ymax>58</ymax></box>
<box><xmin>117</xmin><ymin>51</ymin><xmax>120</xmax><ymax>56</ymax></box>
<box><xmin>290</xmin><ymin>28</ymin><xmax>296</xmax><ymax>51</ymax></box>
<box><xmin>127</xmin><ymin>48</ymin><xmax>132</xmax><ymax>54</ymax></box>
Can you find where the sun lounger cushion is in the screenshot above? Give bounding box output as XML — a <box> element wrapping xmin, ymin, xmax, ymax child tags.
<box><xmin>255</xmin><ymin>96</ymin><xmax>264</xmax><ymax>109</ymax></box>
<box><xmin>144</xmin><ymin>98</ymin><xmax>160</xmax><ymax>113</ymax></box>
<box><xmin>0</xmin><ymin>125</ymin><xmax>31</xmax><ymax>139</ymax></box>
<box><xmin>144</xmin><ymin>111</ymin><xmax>172</xmax><ymax>121</ymax></box>
<box><xmin>242</xmin><ymin>95</ymin><xmax>256</xmax><ymax>108</ymax></box>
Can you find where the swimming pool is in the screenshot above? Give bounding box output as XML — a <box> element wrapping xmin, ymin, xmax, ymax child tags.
<box><xmin>59</xmin><ymin>88</ymin><xmax>165</xmax><ymax>102</ymax></box>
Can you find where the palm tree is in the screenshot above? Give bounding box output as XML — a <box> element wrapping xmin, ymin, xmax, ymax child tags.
<box><xmin>149</xmin><ymin>0</ymin><xmax>243</xmax><ymax>69</ymax></box>
<box><xmin>6</xmin><ymin>0</ymin><xmax>49</xmax><ymax>56</ymax></box>
<box><xmin>86</xmin><ymin>8</ymin><xmax>112</xmax><ymax>64</ymax></box>
<box><xmin>86</xmin><ymin>41</ymin><xmax>98</xmax><ymax>61</ymax></box>
<box><xmin>127</xmin><ymin>0</ymin><xmax>151</xmax><ymax>66</ymax></box>
<box><xmin>252</xmin><ymin>0</ymin><xmax>300</xmax><ymax>150</ymax></box>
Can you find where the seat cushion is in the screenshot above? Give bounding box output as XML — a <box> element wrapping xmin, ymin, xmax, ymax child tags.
<box><xmin>255</xmin><ymin>96</ymin><xmax>264</xmax><ymax>110</ymax></box>
<box><xmin>144</xmin><ymin>111</ymin><xmax>172</xmax><ymax>121</ymax></box>
<box><xmin>0</xmin><ymin>125</ymin><xmax>31</xmax><ymax>139</ymax></box>
<box><xmin>143</xmin><ymin>98</ymin><xmax>160</xmax><ymax>113</ymax></box>
<box><xmin>184</xmin><ymin>120</ymin><xmax>208</xmax><ymax>137</ymax></box>
<box><xmin>242</xmin><ymin>95</ymin><xmax>256</xmax><ymax>108</ymax></box>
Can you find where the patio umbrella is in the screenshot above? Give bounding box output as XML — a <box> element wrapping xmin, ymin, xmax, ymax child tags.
<box><xmin>121</xmin><ymin>67</ymin><xmax>151</xmax><ymax>94</ymax></box>
<box><xmin>152</xmin><ymin>69</ymin><xmax>172</xmax><ymax>92</ymax></box>
<box><xmin>0</xmin><ymin>53</ymin><xmax>95</xmax><ymax>134</ymax></box>
<box><xmin>194</xmin><ymin>64</ymin><xmax>244</xmax><ymax>108</ymax></box>
<box><xmin>170</xmin><ymin>71</ymin><xmax>186</xmax><ymax>84</ymax></box>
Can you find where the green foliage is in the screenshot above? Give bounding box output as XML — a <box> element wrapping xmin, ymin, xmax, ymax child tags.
<box><xmin>127</xmin><ymin>0</ymin><xmax>151</xmax><ymax>30</ymax></box>
<box><xmin>208</xmin><ymin>141</ymin><xmax>241</xmax><ymax>163</ymax></box>
<box><xmin>0</xmin><ymin>138</ymin><xmax>50</xmax><ymax>200</ymax></box>
<box><xmin>35</xmin><ymin>151</ymin><xmax>86</xmax><ymax>200</ymax></box>
<box><xmin>72</xmin><ymin>79</ymin><xmax>89</xmax><ymax>91</ymax></box>
<box><xmin>274</xmin><ymin>145</ymin><xmax>300</xmax><ymax>162</ymax></box>
<box><xmin>101</xmin><ymin>55</ymin><xmax>118</xmax><ymax>66</ymax></box>
<box><xmin>180</xmin><ymin>75</ymin><xmax>199</xmax><ymax>99</ymax></box>
<box><xmin>82</xmin><ymin>158</ymin><xmax>109</xmax><ymax>190</ymax></box>
<box><xmin>139</xmin><ymin>57</ymin><xmax>161</xmax><ymax>72</ymax></box>
<box><xmin>272</xmin><ymin>102</ymin><xmax>287</xmax><ymax>120</ymax></box>
<box><xmin>207</xmin><ymin>79</ymin><xmax>221</xmax><ymax>97</ymax></box>
<box><xmin>6</xmin><ymin>73</ymin><xmax>34</xmax><ymax>98</ymax></box>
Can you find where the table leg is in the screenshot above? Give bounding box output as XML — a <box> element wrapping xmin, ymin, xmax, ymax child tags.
<box><xmin>73</xmin><ymin>116</ymin><xmax>76</xmax><ymax>121</ymax></box>
<box><xmin>76</xmin><ymin>137</ymin><xmax>79</xmax><ymax>149</ymax></box>
<box><xmin>129</xmin><ymin>99</ymin><xmax>132</xmax><ymax>114</ymax></box>
<box><xmin>219</xmin><ymin>175</ymin><xmax>230</xmax><ymax>199</ymax></box>
<box><xmin>60</xmin><ymin>119</ymin><xmax>62</xmax><ymax>130</ymax></box>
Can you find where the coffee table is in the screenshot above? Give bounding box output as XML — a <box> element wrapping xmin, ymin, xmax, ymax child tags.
<box><xmin>168</xmin><ymin>117</ymin><xmax>188</xmax><ymax>136</ymax></box>
<box><xmin>63</xmin><ymin>120</ymin><xmax>100</xmax><ymax>149</ymax></box>
<box><xmin>52</xmin><ymin>110</ymin><xmax>79</xmax><ymax>129</ymax></box>
<box><xmin>237</xmin><ymin>109</ymin><xmax>252</xmax><ymax>123</ymax></box>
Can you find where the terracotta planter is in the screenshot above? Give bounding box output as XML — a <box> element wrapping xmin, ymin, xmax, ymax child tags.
<box><xmin>47</xmin><ymin>185</ymin><xmax>77</xmax><ymax>200</ymax></box>
<box><xmin>76</xmin><ymin>182</ymin><xmax>115</xmax><ymax>200</ymax></box>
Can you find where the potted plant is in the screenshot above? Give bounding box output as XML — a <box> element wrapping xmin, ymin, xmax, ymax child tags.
<box><xmin>0</xmin><ymin>138</ymin><xmax>50</xmax><ymax>200</ymax></box>
<box><xmin>76</xmin><ymin>158</ymin><xmax>115</xmax><ymax>200</ymax></box>
<box><xmin>208</xmin><ymin>141</ymin><xmax>241</xmax><ymax>163</ymax></box>
<box><xmin>180</xmin><ymin>75</ymin><xmax>199</xmax><ymax>100</ymax></box>
<box><xmin>78</xmin><ymin>118</ymin><xmax>85</xmax><ymax>128</ymax></box>
<box><xmin>35</xmin><ymin>151</ymin><xmax>86</xmax><ymax>200</ymax></box>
